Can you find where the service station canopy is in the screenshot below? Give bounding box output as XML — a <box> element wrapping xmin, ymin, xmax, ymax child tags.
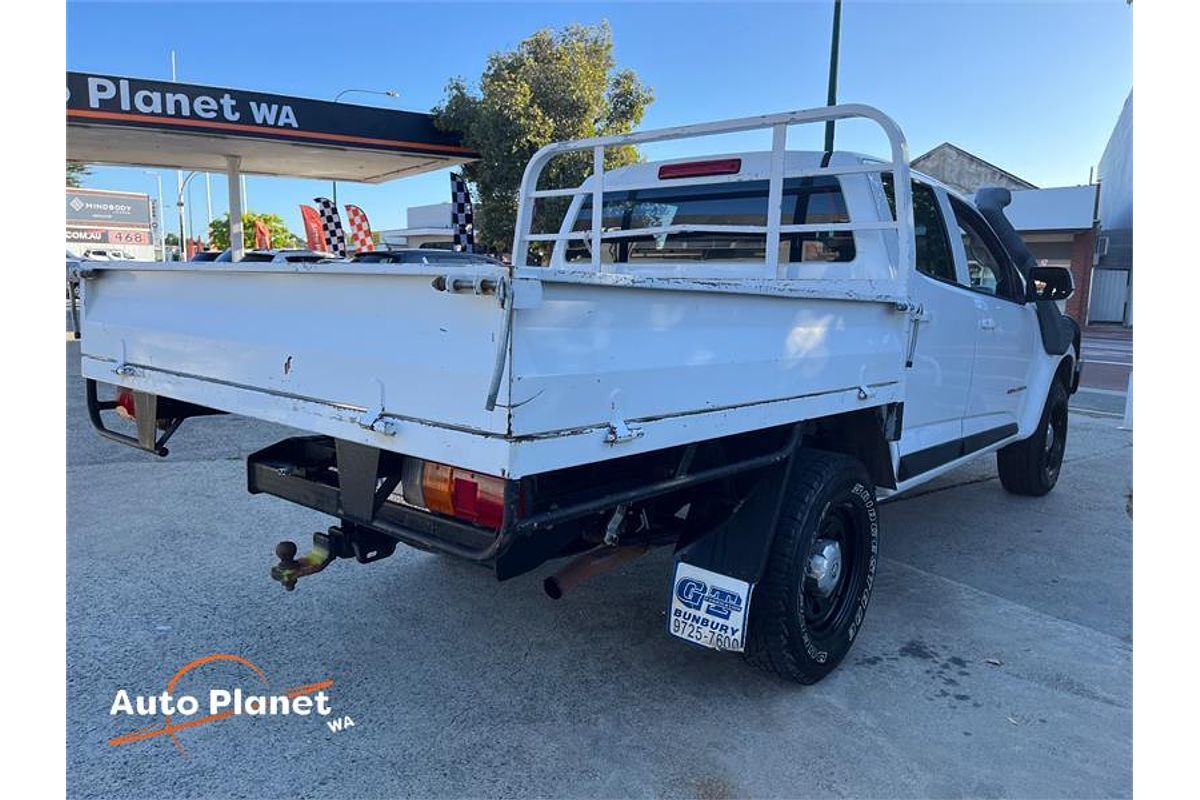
<box><xmin>66</xmin><ymin>71</ymin><xmax>478</xmax><ymax>182</ymax></box>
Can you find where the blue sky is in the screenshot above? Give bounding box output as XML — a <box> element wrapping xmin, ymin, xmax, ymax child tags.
<box><xmin>67</xmin><ymin>1</ymin><xmax>1132</xmax><ymax>241</ymax></box>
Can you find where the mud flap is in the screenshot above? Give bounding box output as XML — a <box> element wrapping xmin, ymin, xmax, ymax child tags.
<box><xmin>669</xmin><ymin>456</ymin><xmax>796</xmax><ymax>652</ymax></box>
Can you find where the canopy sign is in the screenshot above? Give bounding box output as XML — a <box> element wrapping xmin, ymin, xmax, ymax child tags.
<box><xmin>65</xmin><ymin>70</ymin><xmax>479</xmax><ymax>258</ymax></box>
<box><xmin>66</xmin><ymin>72</ymin><xmax>472</xmax><ymax>159</ymax></box>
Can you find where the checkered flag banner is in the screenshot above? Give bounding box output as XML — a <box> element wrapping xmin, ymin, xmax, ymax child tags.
<box><xmin>450</xmin><ymin>173</ymin><xmax>475</xmax><ymax>253</ymax></box>
<box><xmin>343</xmin><ymin>204</ymin><xmax>376</xmax><ymax>252</ymax></box>
<box><xmin>313</xmin><ymin>197</ymin><xmax>347</xmax><ymax>257</ymax></box>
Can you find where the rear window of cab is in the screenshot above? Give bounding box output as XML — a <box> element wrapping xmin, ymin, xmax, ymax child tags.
<box><xmin>565</xmin><ymin>176</ymin><xmax>854</xmax><ymax>265</ymax></box>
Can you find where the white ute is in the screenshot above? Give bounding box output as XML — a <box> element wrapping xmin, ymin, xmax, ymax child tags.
<box><xmin>76</xmin><ymin>105</ymin><xmax>1081</xmax><ymax>683</ymax></box>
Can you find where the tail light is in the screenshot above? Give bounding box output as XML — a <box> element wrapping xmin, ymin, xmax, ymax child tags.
<box><xmin>115</xmin><ymin>387</ymin><xmax>136</xmax><ymax>420</ymax></box>
<box><xmin>401</xmin><ymin>458</ymin><xmax>506</xmax><ymax>531</ymax></box>
<box><xmin>657</xmin><ymin>158</ymin><xmax>742</xmax><ymax>180</ymax></box>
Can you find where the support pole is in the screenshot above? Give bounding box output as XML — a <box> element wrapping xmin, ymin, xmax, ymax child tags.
<box><xmin>227</xmin><ymin>156</ymin><xmax>244</xmax><ymax>261</ymax></box>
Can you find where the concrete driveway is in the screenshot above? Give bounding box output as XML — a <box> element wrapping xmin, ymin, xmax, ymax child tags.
<box><xmin>66</xmin><ymin>342</ymin><xmax>1131</xmax><ymax>799</ymax></box>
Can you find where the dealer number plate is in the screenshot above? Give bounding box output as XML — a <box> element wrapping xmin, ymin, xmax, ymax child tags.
<box><xmin>668</xmin><ymin>562</ymin><xmax>752</xmax><ymax>653</ymax></box>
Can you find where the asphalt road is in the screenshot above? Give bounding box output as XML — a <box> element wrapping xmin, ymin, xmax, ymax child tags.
<box><xmin>1067</xmin><ymin>326</ymin><xmax>1132</xmax><ymax>418</ymax></box>
<box><xmin>66</xmin><ymin>342</ymin><xmax>1131</xmax><ymax>799</ymax></box>
<box><xmin>1078</xmin><ymin>327</ymin><xmax>1133</xmax><ymax>393</ymax></box>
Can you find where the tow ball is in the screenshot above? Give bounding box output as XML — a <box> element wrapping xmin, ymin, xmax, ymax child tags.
<box><xmin>270</xmin><ymin>524</ymin><xmax>398</xmax><ymax>591</ymax></box>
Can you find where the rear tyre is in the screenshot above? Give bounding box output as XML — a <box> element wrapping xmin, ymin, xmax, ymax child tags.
<box><xmin>997</xmin><ymin>379</ymin><xmax>1069</xmax><ymax>497</ymax></box>
<box><xmin>744</xmin><ymin>450</ymin><xmax>879</xmax><ymax>684</ymax></box>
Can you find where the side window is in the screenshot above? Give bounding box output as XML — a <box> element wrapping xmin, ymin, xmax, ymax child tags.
<box><xmin>882</xmin><ymin>176</ymin><xmax>956</xmax><ymax>283</ymax></box>
<box><xmin>950</xmin><ymin>199</ymin><xmax>1024</xmax><ymax>302</ymax></box>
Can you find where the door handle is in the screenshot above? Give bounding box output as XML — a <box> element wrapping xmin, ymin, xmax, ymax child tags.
<box><xmin>979</xmin><ymin>318</ymin><xmax>996</xmax><ymax>331</ymax></box>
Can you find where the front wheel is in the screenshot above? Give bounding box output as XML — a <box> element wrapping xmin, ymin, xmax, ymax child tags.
<box><xmin>744</xmin><ymin>450</ymin><xmax>880</xmax><ymax>684</ymax></box>
<box><xmin>997</xmin><ymin>379</ymin><xmax>1069</xmax><ymax>496</ymax></box>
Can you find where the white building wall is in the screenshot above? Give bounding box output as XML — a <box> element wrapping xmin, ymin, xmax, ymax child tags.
<box><xmin>407</xmin><ymin>203</ymin><xmax>452</xmax><ymax>229</ymax></box>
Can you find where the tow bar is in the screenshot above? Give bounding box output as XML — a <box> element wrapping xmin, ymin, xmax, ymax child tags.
<box><xmin>270</xmin><ymin>524</ymin><xmax>398</xmax><ymax>591</ymax></box>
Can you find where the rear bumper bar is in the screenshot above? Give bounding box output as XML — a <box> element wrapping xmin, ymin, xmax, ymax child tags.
<box><xmin>85</xmin><ymin>379</ymin><xmax>225</xmax><ymax>457</ymax></box>
<box><xmin>247</xmin><ymin>424</ymin><xmax>806</xmax><ymax>580</ymax></box>
<box><xmin>246</xmin><ymin>436</ymin><xmax>510</xmax><ymax>563</ymax></box>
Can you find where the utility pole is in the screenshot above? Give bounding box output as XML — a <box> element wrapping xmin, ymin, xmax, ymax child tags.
<box><xmin>331</xmin><ymin>88</ymin><xmax>401</xmax><ymax>205</ymax></box>
<box><xmin>823</xmin><ymin>0</ymin><xmax>843</xmax><ymax>155</ymax></box>
<box><xmin>205</xmin><ymin>173</ymin><xmax>213</xmax><ymax>237</ymax></box>
<box><xmin>144</xmin><ymin>171</ymin><xmax>165</xmax><ymax>260</ymax></box>
<box><xmin>176</xmin><ymin>171</ymin><xmax>198</xmax><ymax>259</ymax></box>
<box><xmin>171</xmin><ymin>50</ymin><xmax>185</xmax><ymax>259</ymax></box>
<box><xmin>188</xmin><ymin>179</ymin><xmax>197</xmax><ymax>248</ymax></box>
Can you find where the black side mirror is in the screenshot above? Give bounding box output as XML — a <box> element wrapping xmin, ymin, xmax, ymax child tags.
<box><xmin>1028</xmin><ymin>265</ymin><xmax>1074</xmax><ymax>302</ymax></box>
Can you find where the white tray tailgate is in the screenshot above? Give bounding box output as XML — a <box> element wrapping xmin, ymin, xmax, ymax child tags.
<box><xmin>80</xmin><ymin>266</ymin><xmax>510</xmax><ymax>435</ymax></box>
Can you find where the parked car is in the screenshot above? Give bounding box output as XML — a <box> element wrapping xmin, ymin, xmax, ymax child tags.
<box><xmin>189</xmin><ymin>250</ymin><xmax>223</xmax><ymax>262</ymax></box>
<box><xmin>211</xmin><ymin>248</ymin><xmax>342</xmax><ymax>264</ymax></box>
<box><xmin>81</xmin><ymin>248</ymin><xmax>135</xmax><ymax>261</ymax></box>
<box><xmin>76</xmin><ymin>105</ymin><xmax>1081</xmax><ymax>685</ymax></box>
<box><xmin>351</xmin><ymin>248</ymin><xmax>503</xmax><ymax>266</ymax></box>
<box><xmin>66</xmin><ymin>252</ymin><xmax>83</xmax><ymax>334</ymax></box>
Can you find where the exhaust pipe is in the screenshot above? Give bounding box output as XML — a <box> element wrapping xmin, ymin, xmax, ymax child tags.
<box><xmin>543</xmin><ymin>545</ymin><xmax>651</xmax><ymax>599</ymax></box>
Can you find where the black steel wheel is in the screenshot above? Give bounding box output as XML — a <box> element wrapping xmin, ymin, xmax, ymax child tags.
<box><xmin>745</xmin><ymin>449</ymin><xmax>879</xmax><ymax>684</ymax></box>
<box><xmin>998</xmin><ymin>379</ymin><xmax>1069</xmax><ymax>497</ymax></box>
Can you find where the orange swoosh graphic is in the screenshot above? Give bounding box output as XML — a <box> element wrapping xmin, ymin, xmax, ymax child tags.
<box><xmin>283</xmin><ymin>679</ymin><xmax>336</xmax><ymax>698</ymax></box>
<box><xmin>109</xmin><ymin>709</ymin><xmax>237</xmax><ymax>747</ymax></box>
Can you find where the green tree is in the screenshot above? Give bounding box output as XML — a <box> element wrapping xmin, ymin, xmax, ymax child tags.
<box><xmin>208</xmin><ymin>212</ymin><xmax>299</xmax><ymax>250</ymax></box>
<box><xmin>66</xmin><ymin>161</ymin><xmax>91</xmax><ymax>188</ymax></box>
<box><xmin>434</xmin><ymin>22</ymin><xmax>653</xmax><ymax>255</ymax></box>
<box><xmin>164</xmin><ymin>233</ymin><xmax>180</xmax><ymax>247</ymax></box>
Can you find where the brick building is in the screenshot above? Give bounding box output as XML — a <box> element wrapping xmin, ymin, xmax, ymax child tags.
<box><xmin>912</xmin><ymin>142</ymin><xmax>1036</xmax><ymax>197</ymax></box>
<box><xmin>1005</xmin><ymin>185</ymin><xmax>1099</xmax><ymax>322</ymax></box>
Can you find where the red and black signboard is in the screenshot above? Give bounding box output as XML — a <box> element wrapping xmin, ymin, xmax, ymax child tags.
<box><xmin>66</xmin><ymin>72</ymin><xmax>475</xmax><ymax>159</ymax></box>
